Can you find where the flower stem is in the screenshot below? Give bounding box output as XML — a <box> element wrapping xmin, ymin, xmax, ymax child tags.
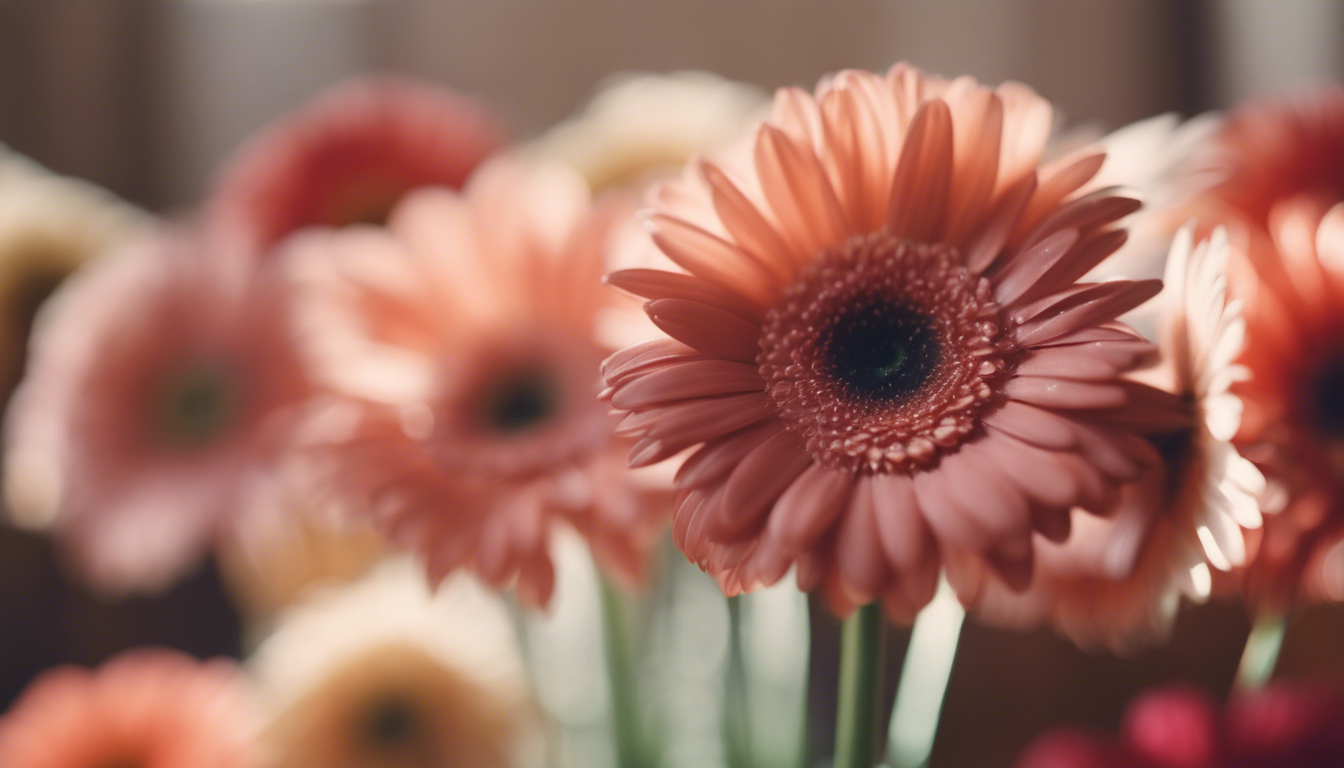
<box><xmin>600</xmin><ymin>578</ymin><xmax>646</xmax><ymax>768</ymax></box>
<box><xmin>887</xmin><ymin>578</ymin><xmax>965</xmax><ymax>768</ymax></box>
<box><xmin>1236</xmin><ymin>612</ymin><xmax>1287</xmax><ymax>690</ymax></box>
<box><xmin>833</xmin><ymin>603</ymin><xmax>887</xmax><ymax>768</ymax></box>
<box><xmin>724</xmin><ymin>595</ymin><xmax>755</xmax><ymax>768</ymax></box>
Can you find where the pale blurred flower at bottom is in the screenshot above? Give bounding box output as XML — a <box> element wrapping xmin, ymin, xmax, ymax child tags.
<box><xmin>249</xmin><ymin>558</ymin><xmax>544</xmax><ymax>768</ymax></box>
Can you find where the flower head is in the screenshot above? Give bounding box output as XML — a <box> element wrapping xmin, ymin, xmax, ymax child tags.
<box><xmin>289</xmin><ymin>159</ymin><xmax>668</xmax><ymax>606</ymax></box>
<box><xmin>529</xmin><ymin>70</ymin><xmax>768</xmax><ymax>192</ymax></box>
<box><xmin>602</xmin><ymin>63</ymin><xmax>1175</xmax><ymax>620</ymax></box>
<box><xmin>956</xmin><ymin>228</ymin><xmax>1265</xmax><ymax>651</ymax></box>
<box><xmin>0</xmin><ymin>649</ymin><xmax>257</xmax><ymax>768</ymax></box>
<box><xmin>1226</xmin><ymin>199</ymin><xmax>1344</xmax><ymax>607</ymax></box>
<box><xmin>0</xmin><ymin>147</ymin><xmax>150</xmax><ymax>406</ymax></box>
<box><xmin>4</xmin><ymin>228</ymin><xmax>315</xmax><ymax>593</ymax></box>
<box><xmin>250</xmin><ymin>560</ymin><xmax>539</xmax><ymax>768</ymax></box>
<box><xmin>209</xmin><ymin>76</ymin><xmax>506</xmax><ymax>254</ymax></box>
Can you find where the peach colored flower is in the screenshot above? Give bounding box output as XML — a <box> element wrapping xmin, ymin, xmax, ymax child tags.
<box><xmin>955</xmin><ymin>228</ymin><xmax>1265</xmax><ymax>651</ymax></box>
<box><xmin>602</xmin><ymin>63</ymin><xmax>1178</xmax><ymax>621</ymax></box>
<box><xmin>209</xmin><ymin>76</ymin><xmax>506</xmax><ymax>254</ymax></box>
<box><xmin>288</xmin><ymin>159</ymin><xmax>668</xmax><ymax>607</ymax></box>
<box><xmin>250</xmin><ymin>560</ymin><xmax>540</xmax><ymax>768</ymax></box>
<box><xmin>0</xmin><ymin>649</ymin><xmax>257</xmax><ymax>768</ymax></box>
<box><xmin>4</xmin><ymin>227</ymin><xmax>316</xmax><ymax>593</ymax></box>
<box><xmin>1227</xmin><ymin>199</ymin><xmax>1344</xmax><ymax>608</ymax></box>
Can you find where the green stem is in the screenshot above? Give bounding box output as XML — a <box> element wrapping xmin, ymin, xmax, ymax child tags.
<box><xmin>724</xmin><ymin>595</ymin><xmax>755</xmax><ymax>768</ymax></box>
<box><xmin>601</xmin><ymin>578</ymin><xmax>646</xmax><ymax>768</ymax></box>
<box><xmin>887</xmin><ymin>578</ymin><xmax>965</xmax><ymax>768</ymax></box>
<box><xmin>833</xmin><ymin>603</ymin><xmax>887</xmax><ymax>768</ymax></box>
<box><xmin>1236</xmin><ymin>612</ymin><xmax>1287</xmax><ymax>690</ymax></box>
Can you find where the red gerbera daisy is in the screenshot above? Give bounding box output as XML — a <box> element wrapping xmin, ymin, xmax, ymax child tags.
<box><xmin>209</xmin><ymin>76</ymin><xmax>506</xmax><ymax>255</ymax></box>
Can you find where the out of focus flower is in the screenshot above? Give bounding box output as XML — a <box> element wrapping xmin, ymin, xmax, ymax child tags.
<box><xmin>1191</xmin><ymin>87</ymin><xmax>1344</xmax><ymax>235</ymax></box>
<box><xmin>216</xmin><ymin>484</ymin><xmax>387</xmax><ymax>626</ymax></box>
<box><xmin>0</xmin><ymin>146</ymin><xmax>150</xmax><ymax>406</ymax></box>
<box><xmin>529</xmin><ymin>70</ymin><xmax>768</xmax><ymax>192</ymax></box>
<box><xmin>4</xmin><ymin>228</ymin><xmax>316</xmax><ymax>593</ymax></box>
<box><xmin>602</xmin><ymin>62</ymin><xmax>1173</xmax><ymax>621</ymax></box>
<box><xmin>1227</xmin><ymin>200</ymin><xmax>1344</xmax><ymax>607</ymax></box>
<box><xmin>0</xmin><ymin>649</ymin><xmax>257</xmax><ymax>768</ymax></box>
<box><xmin>1016</xmin><ymin>683</ymin><xmax>1344</xmax><ymax>768</ymax></box>
<box><xmin>957</xmin><ymin>228</ymin><xmax>1264</xmax><ymax>651</ymax></box>
<box><xmin>250</xmin><ymin>559</ymin><xmax>540</xmax><ymax>768</ymax></box>
<box><xmin>289</xmin><ymin>159</ymin><xmax>667</xmax><ymax>607</ymax></box>
<box><xmin>209</xmin><ymin>76</ymin><xmax>506</xmax><ymax>254</ymax></box>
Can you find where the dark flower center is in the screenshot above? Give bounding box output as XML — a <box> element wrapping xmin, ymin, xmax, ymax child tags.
<box><xmin>480</xmin><ymin>367</ymin><xmax>561</xmax><ymax>435</ymax></box>
<box><xmin>362</xmin><ymin>692</ymin><xmax>420</xmax><ymax>748</ymax></box>
<box><xmin>825</xmin><ymin>299</ymin><xmax>941</xmax><ymax>402</ymax></box>
<box><xmin>153</xmin><ymin>362</ymin><xmax>239</xmax><ymax>448</ymax></box>
<box><xmin>758</xmin><ymin>231</ymin><xmax>1008</xmax><ymax>473</ymax></box>
<box><xmin>1312</xmin><ymin>356</ymin><xmax>1344</xmax><ymax>438</ymax></box>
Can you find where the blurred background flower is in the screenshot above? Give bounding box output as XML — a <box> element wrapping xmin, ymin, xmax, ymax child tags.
<box><xmin>248</xmin><ymin>559</ymin><xmax>541</xmax><ymax>768</ymax></box>
<box><xmin>0</xmin><ymin>648</ymin><xmax>257</xmax><ymax>768</ymax></box>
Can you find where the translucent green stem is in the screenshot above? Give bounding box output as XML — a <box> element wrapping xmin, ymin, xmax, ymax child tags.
<box><xmin>887</xmin><ymin>578</ymin><xmax>965</xmax><ymax>768</ymax></box>
<box><xmin>1236</xmin><ymin>612</ymin><xmax>1287</xmax><ymax>690</ymax></box>
<box><xmin>601</xmin><ymin>578</ymin><xmax>646</xmax><ymax>768</ymax></box>
<box><xmin>724</xmin><ymin>595</ymin><xmax>755</xmax><ymax>768</ymax></box>
<box><xmin>833</xmin><ymin>603</ymin><xmax>887</xmax><ymax>768</ymax></box>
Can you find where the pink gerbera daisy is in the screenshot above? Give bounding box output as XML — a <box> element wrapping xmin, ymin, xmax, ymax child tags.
<box><xmin>0</xmin><ymin>649</ymin><xmax>257</xmax><ymax>768</ymax></box>
<box><xmin>1227</xmin><ymin>199</ymin><xmax>1344</xmax><ymax>607</ymax></box>
<box><xmin>602</xmin><ymin>63</ymin><xmax>1176</xmax><ymax>620</ymax></box>
<box><xmin>209</xmin><ymin>76</ymin><xmax>506</xmax><ymax>254</ymax></box>
<box><xmin>4</xmin><ymin>228</ymin><xmax>316</xmax><ymax>593</ymax></box>
<box><xmin>288</xmin><ymin>159</ymin><xmax>667</xmax><ymax>607</ymax></box>
<box><xmin>955</xmin><ymin>229</ymin><xmax>1265</xmax><ymax>651</ymax></box>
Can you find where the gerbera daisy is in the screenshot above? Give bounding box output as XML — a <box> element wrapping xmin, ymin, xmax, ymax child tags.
<box><xmin>1194</xmin><ymin>87</ymin><xmax>1344</xmax><ymax>232</ymax></box>
<box><xmin>528</xmin><ymin>70</ymin><xmax>768</xmax><ymax>192</ymax></box>
<box><xmin>0</xmin><ymin>649</ymin><xmax>257</xmax><ymax>768</ymax></box>
<box><xmin>1228</xmin><ymin>199</ymin><xmax>1344</xmax><ymax>607</ymax></box>
<box><xmin>0</xmin><ymin>147</ymin><xmax>150</xmax><ymax>407</ymax></box>
<box><xmin>602</xmin><ymin>63</ymin><xmax>1175</xmax><ymax>620</ymax></box>
<box><xmin>208</xmin><ymin>76</ymin><xmax>506</xmax><ymax>254</ymax></box>
<box><xmin>249</xmin><ymin>559</ymin><xmax>540</xmax><ymax>768</ymax></box>
<box><xmin>288</xmin><ymin>159</ymin><xmax>667</xmax><ymax>606</ymax></box>
<box><xmin>953</xmin><ymin>228</ymin><xmax>1265</xmax><ymax>651</ymax></box>
<box><xmin>3</xmin><ymin>227</ymin><xmax>316</xmax><ymax>592</ymax></box>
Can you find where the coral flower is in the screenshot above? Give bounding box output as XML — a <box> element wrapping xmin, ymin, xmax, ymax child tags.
<box><xmin>288</xmin><ymin>159</ymin><xmax>666</xmax><ymax>606</ymax></box>
<box><xmin>0</xmin><ymin>649</ymin><xmax>256</xmax><ymax>768</ymax></box>
<box><xmin>1194</xmin><ymin>87</ymin><xmax>1344</xmax><ymax>232</ymax></box>
<box><xmin>601</xmin><ymin>63</ymin><xmax>1172</xmax><ymax>619</ymax></box>
<box><xmin>250</xmin><ymin>560</ymin><xmax>539</xmax><ymax>768</ymax></box>
<box><xmin>4</xmin><ymin>228</ymin><xmax>316</xmax><ymax>593</ymax></box>
<box><xmin>209</xmin><ymin>76</ymin><xmax>506</xmax><ymax>254</ymax></box>
<box><xmin>1228</xmin><ymin>199</ymin><xmax>1344</xmax><ymax>606</ymax></box>
<box><xmin>956</xmin><ymin>229</ymin><xmax>1265</xmax><ymax>651</ymax></box>
<box><xmin>0</xmin><ymin>146</ymin><xmax>150</xmax><ymax>406</ymax></box>
<box><xmin>529</xmin><ymin>70</ymin><xmax>768</xmax><ymax>192</ymax></box>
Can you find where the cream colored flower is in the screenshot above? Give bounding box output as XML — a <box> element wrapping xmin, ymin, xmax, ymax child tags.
<box><xmin>528</xmin><ymin>70</ymin><xmax>768</xmax><ymax>192</ymax></box>
<box><xmin>0</xmin><ymin>147</ymin><xmax>150</xmax><ymax>407</ymax></box>
<box><xmin>249</xmin><ymin>559</ymin><xmax>542</xmax><ymax>768</ymax></box>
